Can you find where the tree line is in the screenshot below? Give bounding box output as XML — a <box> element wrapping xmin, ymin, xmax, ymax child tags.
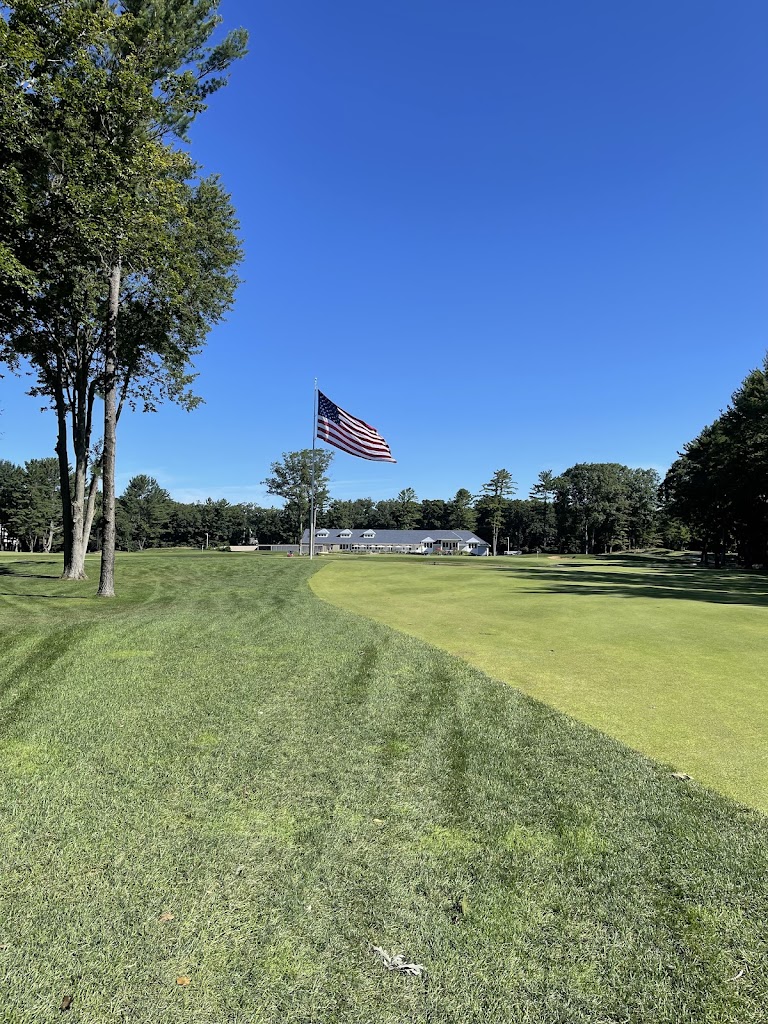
<box><xmin>5</xmin><ymin>350</ymin><xmax>765</xmax><ymax>560</ymax></box>
<box><xmin>0</xmin><ymin>455</ymin><xmax>666</xmax><ymax>556</ymax></box>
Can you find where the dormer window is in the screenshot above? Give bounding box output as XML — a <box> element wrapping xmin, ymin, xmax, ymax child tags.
<box><xmin>362</xmin><ymin>530</ymin><xmax>376</xmax><ymax>539</ymax></box>
<box><xmin>340</xmin><ymin>530</ymin><xmax>352</xmax><ymax>538</ymax></box>
<box><xmin>316</xmin><ymin>530</ymin><xmax>329</xmax><ymax>538</ymax></box>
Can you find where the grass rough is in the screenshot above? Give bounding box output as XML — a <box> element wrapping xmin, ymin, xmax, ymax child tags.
<box><xmin>0</xmin><ymin>550</ymin><xmax>766</xmax><ymax>1023</ymax></box>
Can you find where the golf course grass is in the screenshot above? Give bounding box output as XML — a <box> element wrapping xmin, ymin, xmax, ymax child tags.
<box><xmin>1</xmin><ymin>550</ymin><xmax>767</xmax><ymax>1022</ymax></box>
<box><xmin>312</xmin><ymin>552</ymin><xmax>768</xmax><ymax>812</ymax></box>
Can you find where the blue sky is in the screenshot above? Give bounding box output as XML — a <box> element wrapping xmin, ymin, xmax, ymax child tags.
<box><xmin>1</xmin><ymin>0</ymin><xmax>766</xmax><ymax>505</ymax></box>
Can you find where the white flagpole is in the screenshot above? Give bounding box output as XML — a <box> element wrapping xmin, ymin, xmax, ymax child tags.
<box><xmin>309</xmin><ymin>379</ymin><xmax>318</xmax><ymax>559</ymax></box>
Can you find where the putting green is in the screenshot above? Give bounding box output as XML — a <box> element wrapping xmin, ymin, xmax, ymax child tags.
<box><xmin>311</xmin><ymin>555</ymin><xmax>768</xmax><ymax>812</ymax></box>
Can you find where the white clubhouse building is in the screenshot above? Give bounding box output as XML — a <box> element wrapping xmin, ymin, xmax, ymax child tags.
<box><xmin>299</xmin><ymin>528</ymin><xmax>490</xmax><ymax>556</ymax></box>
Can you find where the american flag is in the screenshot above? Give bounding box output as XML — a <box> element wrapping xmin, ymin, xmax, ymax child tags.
<box><xmin>316</xmin><ymin>391</ymin><xmax>396</xmax><ymax>462</ymax></box>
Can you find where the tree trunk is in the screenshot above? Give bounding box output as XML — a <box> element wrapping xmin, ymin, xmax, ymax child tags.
<box><xmin>54</xmin><ymin>375</ymin><xmax>78</xmax><ymax>577</ymax></box>
<box><xmin>56</xmin><ymin>362</ymin><xmax>96</xmax><ymax>580</ymax></box>
<box><xmin>82</xmin><ymin>468</ymin><xmax>100</xmax><ymax>555</ymax></box>
<box><xmin>97</xmin><ymin>259</ymin><xmax>121</xmax><ymax>597</ymax></box>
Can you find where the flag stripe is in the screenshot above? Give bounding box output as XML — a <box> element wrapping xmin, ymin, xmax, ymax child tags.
<box><xmin>319</xmin><ymin>423</ymin><xmax>393</xmax><ymax>459</ymax></box>
<box><xmin>318</xmin><ymin>420</ymin><xmax>392</xmax><ymax>458</ymax></box>
<box><xmin>316</xmin><ymin>391</ymin><xmax>396</xmax><ymax>463</ymax></box>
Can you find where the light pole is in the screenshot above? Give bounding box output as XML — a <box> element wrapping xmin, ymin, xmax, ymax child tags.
<box><xmin>205</xmin><ymin>532</ymin><xmax>209</xmax><ymax>550</ymax></box>
<box><xmin>504</xmin><ymin>536</ymin><xmax>510</xmax><ymax>554</ymax></box>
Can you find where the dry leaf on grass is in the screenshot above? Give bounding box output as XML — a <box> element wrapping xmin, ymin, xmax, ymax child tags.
<box><xmin>671</xmin><ymin>772</ymin><xmax>691</xmax><ymax>780</ymax></box>
<box><xmin>158</xmin><ymin>912</ymin><xmax>175</xmax><ymax>922</ymax></box>
<box><xmin>176</xmin><ymin>976</ymin><xmax>191</xmax><ymax>987</ymax></box>
<box><xmin>372</xmin><ymin>946</ymin><xmax>425</xmax><ymax>977</ymax></box>
<box><xmin>59</xmin><ymin>995</ymin><xmax>73</xmax><ymax>1011</ymax></box>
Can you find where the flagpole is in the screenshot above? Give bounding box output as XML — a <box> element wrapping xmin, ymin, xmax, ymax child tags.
<box><xmin>309</xmin><ymin>379</ymin><xmax>318</xmax><ymax>559</ymax></box>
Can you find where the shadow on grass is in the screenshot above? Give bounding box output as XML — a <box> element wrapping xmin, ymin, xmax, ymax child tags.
<box><xmin>486</xmin><ymin>565</ymin><xmax>768</xmax><ymax>607</ymax></box>
<box><xmin>0</xmin><ymin>563</ymin><xmax>92</xmax><ymax>598</ymax></box>
<box><xmin>0</xmin><ymin>568</ymin><xmax>62</xmax><ymax>580</ymax></box>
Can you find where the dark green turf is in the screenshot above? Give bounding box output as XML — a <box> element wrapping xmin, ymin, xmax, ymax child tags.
<box><xmin>0</xmin><ymin>551</ymin><xmax>766</xmax><ymax>1022</ymax></box>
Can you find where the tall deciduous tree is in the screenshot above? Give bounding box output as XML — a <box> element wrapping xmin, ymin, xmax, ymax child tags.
<box><xmin>0</xmin><ymin>1</ymin><xmax>246</xmax><ymax>593</ymax></box>
<box><xmin>262</xmin><ymin>450</ymin><xmax>333</xmax><ymax>544</ymax></box>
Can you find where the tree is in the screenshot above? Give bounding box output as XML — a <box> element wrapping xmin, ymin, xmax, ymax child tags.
<box><xmin>529</xmin><ymin>469</ymin><xmax>557</xmax><ymax>549</ymax></box>
<box><xmin>262</xmin><ymin>450</ymin><xmax>333</xmax><ymax>543</ymax></box>
<box><xmin>372</xmin><ymin>499</ymin><xmax>397</xmax><ymax>529</ymax></box>
<box><xmin>660</xmin><ymin>356</ymin><xmax>768</xmax><ymax>567</ymax></box>
<box><xmin>117</xmin><ymin>475</ymin><xmax>170</xmax><ymax>550</ymax></box>
<box><xmin>419</xmin><ymin>498</ymin><xmax>448</xmax><ymax>530</ymax></box>
<box><xmin>0</xmin><ymin>459</ymin><xmax>24</xmax><ymax>549</ymax></box>
<box><xmin>478</xmin><ymin>469</ymin><xmax>516</xmax><ymax>555</ymax></box>
<box><xmin>323</xmin><ymin>499</ymin><xmax>356</xmax><ymax>531</ymax></box>
<box><xmin>0</xmin><ymin>458</ymin><xmax>61</xmax><ymax>552</ymax></box>
<box><xmin>503</xmin><ymin>499</ymin><xmax>537</xmax><ymax>552</ymax></box>
<box><xmin>624</xmin><ymin>468</ymin><xmax>660</xmax><ymax>549</ymax></box>
<box><xmin>0</xmin><ymin>2</ymin><xmax>246</xmax><ymax>593</ymax></box>
<box><xmin>446</xmin><ymin>488</ymin><xmax>477</xmax><ymax>531</ymax></box>
<box><xmin>394</xmin><ymin>487</ymin><xmax>419</xmax><ymax>529</ymax></box>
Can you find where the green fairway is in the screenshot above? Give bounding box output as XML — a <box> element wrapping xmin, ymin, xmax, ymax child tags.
<box><xmin>312</xmin><ymin>553</ymin><xmax>768</xmax><ymax>812</ymax></box>
<box><xmin>1</xmin><ymin>550</ymin><xmax>767</xmax><ymax>1023</ymax></box>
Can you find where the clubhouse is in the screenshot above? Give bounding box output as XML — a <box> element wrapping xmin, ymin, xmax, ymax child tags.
<box><xmin>299</xmin><ymin>528</ymin><xmax>490</xmax><ymax>556</ymax></box>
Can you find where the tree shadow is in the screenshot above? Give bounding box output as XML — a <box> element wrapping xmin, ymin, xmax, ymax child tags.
<box><xmin>0</xmin><ymin>564</ymin><xmax>62</xmax><ymax>580</ymax></box>
<box><xmin>485</xmin><ymin>564</ymin><xmax>768</xmax><ymax>608</ymax></box>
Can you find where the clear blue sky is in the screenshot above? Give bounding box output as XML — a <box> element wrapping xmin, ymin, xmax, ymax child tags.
<box><xmin>2</xmin><ymin>0</ymin><xmax>766</xmax><ymax>505</ymax></box>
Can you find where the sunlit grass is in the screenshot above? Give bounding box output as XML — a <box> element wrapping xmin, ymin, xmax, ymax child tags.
<box><xmin>0</xmin><ymin>550</ymin><xmax>766</xmax><ymax>1023</ymax></box>
<box><xmin>312</xmin><ymin>552</ymin><xmax>768</xmax><ymax>811</ymax></box>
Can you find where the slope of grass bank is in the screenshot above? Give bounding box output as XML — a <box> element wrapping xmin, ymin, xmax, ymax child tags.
<box><xmin>1</xmin><ymin>550</ymin><xmax>767</xmax><ymax>1023</ymax></box>
<box><xmin>312</xmin><ymin>553</ymin><xmax>768</xmax><ymax>811</ymax></box>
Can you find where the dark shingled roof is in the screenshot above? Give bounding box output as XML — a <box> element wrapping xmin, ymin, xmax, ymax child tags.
<box><xmin>300</xmin><ymin>528</ymin><xmax>488</xmax><ymax>545</ymax></box>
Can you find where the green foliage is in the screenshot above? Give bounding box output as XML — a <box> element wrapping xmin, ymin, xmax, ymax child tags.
<box><xmin>446</xmin><ymin>487</ymin><xmax>477</xmax><ymax>531</ymax></box>
<box><xmin>0</xmin><ymin>457</ymin><xmax>61</xmax><ymax>551</ymax></box>
<box><xmin>419</xmin><ymin>498</ymin><xmax>448</xmax><ymax>530</ymax></box>
<box><xmin>553</xmin><ymin>464</ymin><xmax>660</xmax><ymax>554</ymax></box>
<box><xmin>477</xmin><ymin>468</ymin><xmax>516</xmax><ymax>554</ymax></box>
<box><xmin>529</xmin><ymin>469</ymin><xmax>557</xmax><ymax>548</ymax></box>
<box><xmin>661</xmin><ymin>353</ymin><xmax>768</xmax><ymax>566</ymax></box>
<box><xmin>117</xmin><ymin>474</ymin><xmax>171</xmax><ymax>550</ymax></box>
<box><xmin>262</xmin><ymin>450</ymin><xmax>334</xmax><ymax>543</ymax></box>
<box><xmin>0</xmin><ymin>0</ymin><xmax>246</xmax><ymax>587</ymax></box>
<box><xmin>0</xmin><ymin>458</ymin><xmax>25</xmax><ymax>546</ymax></box>
<box><xmin>394</xmin><ymin>487</ymin><xmax>419</xmax><ymax>529</ymax></box>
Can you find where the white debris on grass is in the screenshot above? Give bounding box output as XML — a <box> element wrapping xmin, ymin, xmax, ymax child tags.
<box><xmin>372</xmin><ymin>946</ymin><xmax>425</xmax><ymax>977</ymax></box>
